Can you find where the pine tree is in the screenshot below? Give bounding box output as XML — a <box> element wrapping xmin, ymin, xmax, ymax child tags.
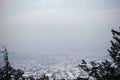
<box><xmin>79</xmin><ymin>28</ymin><xmax>120</xmax><ymax>80</ymax></box>
<box><xmin>0</xmin><ymin>46</ymin><xmax>24</xmax><ymax>80</ymax></box>
<box><xmin>36</xmin><ymin>74</ymin><xmax>49</xmax><ymax>80</ymax></box>
<box><xmin>108</xmin><ymin>29</ymin><xmax>120</xmax><ymax>66</ymax></box>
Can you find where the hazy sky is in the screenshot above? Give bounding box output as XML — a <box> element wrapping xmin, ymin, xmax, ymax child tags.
<box><xmin>0</xmin><ymin>0</ymin><xmax>120</xmax><ymax>57</ymax></box>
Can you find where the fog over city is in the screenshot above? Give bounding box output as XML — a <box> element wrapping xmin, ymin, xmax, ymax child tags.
<box><xmin>0</xmin><ymin>0</ymin><xmax>120</xmax><ymax>79</ymax></box>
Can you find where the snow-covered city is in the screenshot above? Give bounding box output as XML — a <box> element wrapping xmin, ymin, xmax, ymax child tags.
<box><xmin>9</xmin><ymin>54</ymin><xmax>88</xmax><ymax>80</ymax></box>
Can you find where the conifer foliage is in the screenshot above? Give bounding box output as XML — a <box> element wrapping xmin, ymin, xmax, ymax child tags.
<box><xmin>0</xmin><ymin>46</ymin><xmax>24</xmax><ymax>80</ymax></box>
<box><xmin>80</xmin><ymin>28</ymin><xmax>120</xmax><ymax>80</ymax></box>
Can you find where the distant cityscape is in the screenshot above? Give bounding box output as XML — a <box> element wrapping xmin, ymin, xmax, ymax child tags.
<box><xmin>6</xmin><ymin>54</ymin><xmax>88</xmax><ymax>79</ymax></box>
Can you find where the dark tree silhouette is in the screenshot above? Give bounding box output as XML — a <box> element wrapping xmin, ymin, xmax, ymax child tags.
<box><xmin>36</xmin><ymin>74</ymin><xmax>49</xmax><ymax>80</ymax></box>
<box><xmin>0</xmin><ymin>46</ymin><xmax>10</xmax><ymax>80</ymax></box>
<box><xmin>79</xmin><ymin>28</ymin><xmax>120</xmax><ymax>80</ymax></box>
<box><xmin>0</xmin><ymin>46</ymin><xmax>24</xmax><ymax>80</ymax></box>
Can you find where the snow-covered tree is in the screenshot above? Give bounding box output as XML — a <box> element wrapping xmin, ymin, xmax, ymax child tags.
<box><xmin>108</xmin><ymin>29</ymin><xmax>120</xmax><ymax>66</ymax></box>
<box><xmin>36</xmin><ymin>74</ymin><xmax>49</xmax><ymax>80</ymax></box>
<box><xmin>80</xmin><ymin>28</ymin><xmax>120</xmax><ymax>80</ymax></box>
<box><xmin>0</xmin><ymin>46</ymin><xmax>24</xmax><ymax>80</ymax></box>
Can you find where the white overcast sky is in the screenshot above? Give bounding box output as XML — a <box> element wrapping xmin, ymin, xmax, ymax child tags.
<box><xmin>0</xmin><ymin>0</ymin><xmax>120</xmax><ymax>57</ymax></box>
